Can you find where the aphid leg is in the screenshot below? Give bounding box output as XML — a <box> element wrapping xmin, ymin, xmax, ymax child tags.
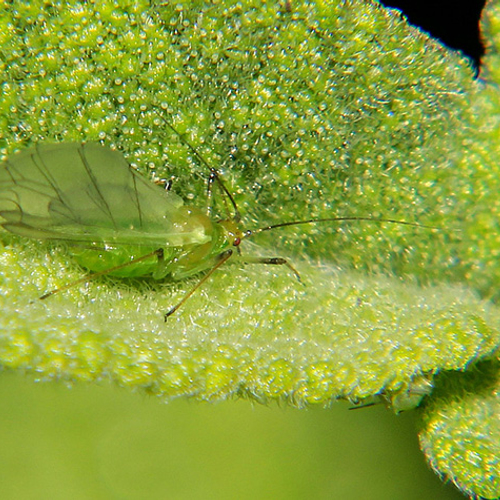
<box><xmin>157</xmin><ymin>115</ymin><xmax>242</xmax><ymax>221</ymax></box>
<box><xmin>39</xmin><ymin>249</ymin><xmax>165</xmax><ymax>300</ymax></box>
<box><xmin>154</xmin><ymin>178</ymin><xmax>173</xmax><ymax>191</ymax></box>
<box><xmin>152</xmin><ymin>248</ymin><xmax>169</xmax><ymax>279</ymax></box>
<box><xmin>164</xmin><ymin>249</ymin><xmax>233</xmax><ymax>320</ymax></box>
<box><xmin>348</xmin><ymin>401</ymin><xmax>379</xmax><ymax>410</ymax></box>
<box><xmin>206</xmin><ymin>167</ymin><xmax>242</xmax><ymax>222</ymax></box>
<box><xmin>242</xmin><ymin>256</ymin><xmax>302</xmax><ymax>283</ymax></box>
<box><xmin>206</xmin><ymin>169</ymin><xmax>217</xmax><ymax>217</ymax></box>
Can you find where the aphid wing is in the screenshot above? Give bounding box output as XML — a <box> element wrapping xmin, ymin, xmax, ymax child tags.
<box><xmin>0</xmin><ymin>143</ymin><xmax>206</xmax><ymax>246</ymax></box>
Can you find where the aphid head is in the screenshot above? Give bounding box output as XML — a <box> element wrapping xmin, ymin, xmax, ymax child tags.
<box><xmin>217</xmin><ymin>219</ymin><xmax>249</xmax><ymax>247</ymax></box>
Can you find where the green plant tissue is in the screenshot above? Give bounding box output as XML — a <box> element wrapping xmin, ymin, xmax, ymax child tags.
<box><xmin>418</xmin><ymin>360</ymin><xmax>500</xmax><ymax>500</ymax></box>
<box><xmin>414</xmin><ymin>1</ymin><xmax>500</xmax><ymax>498</ymax></box>
<box><xmin>0</xmin><ymin>0</ymin><xmax>499</xmax><ymax>423</ymax></box>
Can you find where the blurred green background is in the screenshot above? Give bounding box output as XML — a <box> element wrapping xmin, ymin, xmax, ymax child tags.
<box><xmin>0</xmin><ymin>372</ymin><xmax>463</xmax><ymax>499</ymax></box>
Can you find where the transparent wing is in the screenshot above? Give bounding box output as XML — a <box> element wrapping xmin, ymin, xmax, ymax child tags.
<box><xmin>0</xmin><ymin>143</ymin><xmax>210</xmax><ymax>247</ymax></box>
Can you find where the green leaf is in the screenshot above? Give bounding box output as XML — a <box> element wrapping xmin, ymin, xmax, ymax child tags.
<box><xmin>0</xmin><ymin>0</ymin><xmax>494</xmax><ymax>396</ymax></box>
<box><xmin>418</xmin><ymin>360</ymin><xmax>500</xmax><ymax>499</ymax></box>
<box><xmin>1</xmin><ymin>2</ymin><xmax>500</xmax><ymax>496</ymax></box>
<box><xmin>413</xmin><ymin>2</ymin><xmax>500</xmax><ymax>497</ymax></box>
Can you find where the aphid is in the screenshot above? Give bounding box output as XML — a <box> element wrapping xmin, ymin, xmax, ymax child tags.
<box><xmin>0</xmin><ymin>135</ymin><xmax>429</xmax><ymax>319</ymax></box>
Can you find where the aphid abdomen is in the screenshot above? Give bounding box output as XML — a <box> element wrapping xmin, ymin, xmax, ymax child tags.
<box><xmin>70</xmin><ymin>244</ymin><xmax>176</xmax><ymax>279</ymax></box>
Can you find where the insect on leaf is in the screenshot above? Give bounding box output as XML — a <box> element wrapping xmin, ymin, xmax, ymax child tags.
<box><xmin>0</xmin><ymin>141</ymin><xmax>433</xmax><ymax>317</ymax></box>
<box><xmin>0</xmin><ymin>143</ymin><xmax>210</xmax><ymax>248</ymax></box>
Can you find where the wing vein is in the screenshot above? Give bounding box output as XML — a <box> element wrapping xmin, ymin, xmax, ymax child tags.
<box><xmin>131</xmin><ymin>172</ymin><xmax>144</xmax><ymax>228</ymax></box>
<box><xmin>78</xmin><ymin>145</ymin><xmax>117</xmax><ymax>228</ymax></box>
<box><xmin>32</xmin><ymin>146</ymin><xmax>83</xmax><ymax>224</ymax></box>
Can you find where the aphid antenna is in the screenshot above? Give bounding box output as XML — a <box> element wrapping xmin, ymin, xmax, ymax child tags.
<box><xmin>156</xmin><ymin>113</ymin><xmax>242</xmax><ymax>223</ymax></box>
<box><xmin>164</xmin><ymin>249</ymin><xmax>234</xmax><ymax>320</ymax></box>
<box><xmin>247</xmin><ymin>216</ymin><xmax>439</xmax><ymax>236</ymax></box>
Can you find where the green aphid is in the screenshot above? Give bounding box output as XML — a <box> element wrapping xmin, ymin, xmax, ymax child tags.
<box><xmin>0</xmin><ymin>141</ymin><xmax>429</xmax><ymax>318</ymax></box>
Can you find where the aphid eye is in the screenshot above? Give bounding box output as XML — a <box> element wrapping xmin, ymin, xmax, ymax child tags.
<box><xmin>233</xmin><ymin>237</ymin><xmax>241</xmax><ymax>246</ymax></box>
